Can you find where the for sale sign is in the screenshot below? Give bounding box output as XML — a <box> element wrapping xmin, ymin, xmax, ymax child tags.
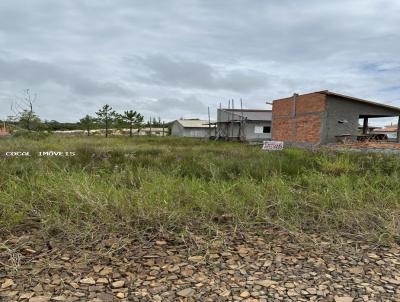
<box><xmin>262</xmin><ymin>141</ymin><xmax>284</xmax><ymax>151</ymax></box>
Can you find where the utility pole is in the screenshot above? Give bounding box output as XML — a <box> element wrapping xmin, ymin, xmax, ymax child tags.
<box><xmin>208</xmin><ymin>106</ymin><xmax>211</xmax><ymax>138</ymax></box>
<box><xmin>227</xmin><ymin>100</ymin><xmax>231</xmax><ymax>141</ymax></box>
<box><xmin>232</xmin><ymin>99</ymin><xmax>235</xmax><ymax>139</ymax></box>
<box><xmin>149</xmin><ymin>116</ymin><xmax>152</xmax><ymax>136</ymax></box>
<box><xmin>240</xmin><ymin>98</ymin><xmax>244</xmax><ymax>141</ymax></box>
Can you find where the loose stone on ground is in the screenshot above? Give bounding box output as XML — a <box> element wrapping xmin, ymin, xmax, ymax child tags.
<box><xmin>0</xmin><ymin>231</ymin><xmax>399</xmax><ymax>301</ymax></box>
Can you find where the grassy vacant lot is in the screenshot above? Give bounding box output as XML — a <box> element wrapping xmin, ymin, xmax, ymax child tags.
<box><xmin>0</xmin><ymin>136</ymin><xmax>399</xmax><ymax>244</ymax></box>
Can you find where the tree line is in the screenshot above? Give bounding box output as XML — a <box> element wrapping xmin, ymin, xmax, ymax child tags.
<box><xmin>5</xmin><ymin>90</ymin><xmax>166</xmax><ymax>137</ymax></box>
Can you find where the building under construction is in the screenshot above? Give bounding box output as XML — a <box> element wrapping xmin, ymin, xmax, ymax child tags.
<box><xmin>215</xmin><ymin>108</ymin><xmax>272</xmax><ymax>142</ymax></box>
<box><xmin>272</xmin><ymin>90</ymin><xmax>400</xmax><ymax>146</ymax></box>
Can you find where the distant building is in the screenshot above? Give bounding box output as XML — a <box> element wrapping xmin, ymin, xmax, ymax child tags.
<box><xmin>0</xmin><ymin>123</ymin><xmax>10</xmax><ymax>136</ymax></box>
<box><xmin>373</xmin><ymin>125</ymin><xmax>398</xmax><ymax>141</ymax></box>
<box><xmin>171</xmin><ymin>119</ymin><xmax>214</xmax><ymax>138</ymax></box>
<box><xmin>116</xmin><ymin>127</ymin><xmax>168</xmax><ymax>136</ymax></box>
<box><xmin>215</xmin><ymin>109</ymin><xmax>272</xmax><ymax>142</ymax></box>
<box><xmin>138</xmin><ymin>127</ymin><xmax>168</xmax><ymax>136</ymax></box>
<box><xmin>55</xmin><ymin>128</ymin><xmax>169</xmax><ymax>136</ymax></box>
<box><xmin>54</xmin><ymin>130</ymin><xmax>86</xmax><ymax>135</ymax></box>
<box><xmin>272</xmin><ymin>90</ymin><xmax>400</xmax><ymax>145</ymax></box>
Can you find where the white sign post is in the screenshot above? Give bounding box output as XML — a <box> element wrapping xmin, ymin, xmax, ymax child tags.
<box><xmin>262</xmin><ymin>141</ymin><xmax>284</xmax><ymax>151</ymax></box>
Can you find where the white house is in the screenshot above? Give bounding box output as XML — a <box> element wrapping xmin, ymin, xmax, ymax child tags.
<box><xmin>171</xmin><ymin>119</ymin><xmax>214</xmax><ymax>138</ymax></box>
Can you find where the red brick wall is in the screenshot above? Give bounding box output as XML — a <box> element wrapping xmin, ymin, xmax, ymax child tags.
<box><xmin>294</xmin><ymin>115</ymin><xmax>322</xmax><ymax>143</ymax></box>
<box><xmin>272</xmin><ymin>98</ymin><xmax>292</xmax><ymax>116</ymax></box>
<box><xmin>295</xmin><ymin>94</ymin><xmax>325</xmax><ymax>114</ymax></box>
<box><xmin>271</xmin><ymin>119</ymin><xmax>292</xmax><ymax>142</ymax></box>
<box><xmin>272</xmin><ymin>93</ymin><xmax>326</xmax><ymax>144</ymax></box>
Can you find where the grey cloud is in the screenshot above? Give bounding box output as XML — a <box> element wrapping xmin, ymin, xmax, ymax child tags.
<box><xmin>0</xmin><ymin>58</ymin><xmax>130</xmax><ymax>97</ymax></box>
<box><xmin>144</xmin><ymin>97</ymin><xmax>207</xmax><ymax>115</ymax></box>
<box><xmin>137</xmin><ymin>55</ymin><xmax>269</xmax><ymax>93</ymax></box>
<box><xmin>0</xmin><ymin>0</ymin><xmax>400</xmax><ymax>123</ymax></box>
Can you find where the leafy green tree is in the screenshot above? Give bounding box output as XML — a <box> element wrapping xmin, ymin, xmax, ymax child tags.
<box><xmin>96</xmin><ymin>104</ymin><xmax>116</xmax><ymax>137</ymax></box>
<box><xmin>79</xmin><ymin>115</ymin><xmax>95</xmax><ymax>136</ymax></box>
<box><xmin>44</xmin><ymin>120</ymin><xmax>60</xmax><ymax>131</ymax></box>
<box><xmin>119</xmin><ymin>110</ymin><xmax>144</xmax><ymax>137</ymax></box>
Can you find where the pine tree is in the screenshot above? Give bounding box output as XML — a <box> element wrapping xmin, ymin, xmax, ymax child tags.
<box><xmin>96</xmin><ymin>104</ymin><xmax>116</xmax><ymax>137</ymax></box>
<box><xmin>119</xmin><ymin>110</ymin><xmax>144</xmax><ymax>137</ymax></box>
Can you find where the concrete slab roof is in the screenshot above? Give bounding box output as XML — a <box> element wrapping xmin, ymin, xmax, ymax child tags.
<box><xmin>175</xmin><ymin>119</ymin><xmax>212</xmax><ymax>128</ymax></box>
<box><xmin>221</xmin><ymin>109</ymin><xmax>272</xmax><ymax>121</ymax></box>
<box><xmin>320</xmin><ymin>90</ymin><xmax>400</xmax><ymax>114</ymax></box>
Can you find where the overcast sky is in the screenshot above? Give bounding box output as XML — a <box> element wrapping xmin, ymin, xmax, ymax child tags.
<box><xmin>1</xmin><ymin>0</ymin><xmax>400</xmax><ymax>125</ymax></box>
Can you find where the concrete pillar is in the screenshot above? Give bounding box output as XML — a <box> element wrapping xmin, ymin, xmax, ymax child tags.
<box><xmin>362</xmin><ymin>117</ymin><xmax>369</xmax><ymax>134</ymax></box>
<box><xmin>291</xmin><ymin>93</ymin><xmax>298</xmax><ymax>142</ymax></box>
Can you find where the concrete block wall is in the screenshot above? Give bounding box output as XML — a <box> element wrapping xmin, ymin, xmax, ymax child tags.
<box><xmin>324</xmin><ymin>95</ymin><xmax>400</xmax><ymax>144</ymax></box>
<box><xmin>272</xmin><ymin>92</ymin><xmax>326</xmax><ymax>145</ymax></box>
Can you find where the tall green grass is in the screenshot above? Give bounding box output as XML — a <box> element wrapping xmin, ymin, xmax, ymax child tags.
<box><xmin>0</xmin><ymin>136</ymin><xmax>399</xmax><ymax>243</ymax></box>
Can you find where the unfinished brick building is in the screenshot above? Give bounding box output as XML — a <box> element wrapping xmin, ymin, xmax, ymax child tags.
<box><xmin>272</xmin><ymin>90</ymin><xmax>400</xmax><ymax>146</ymax></box>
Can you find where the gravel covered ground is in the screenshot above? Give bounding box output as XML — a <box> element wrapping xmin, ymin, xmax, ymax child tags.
<box><xmin>1</xmin><ymin>231</ymin><xmax>399</xmax><ymax>302</ymax></box>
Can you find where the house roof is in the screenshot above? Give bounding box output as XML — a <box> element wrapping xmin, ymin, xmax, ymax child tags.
<box><xmin>175</xmin><ymin>119</ymin><xmax>213</xmax><ymax>128</ymax></box>
<box><xmin>221</xmin><ymin>109</ymin><xmax>272</xmax><ymax>121</ymax></box>
<box><xmin>374</xmin><ymin>126</ymin><xmax>398</xmax><ymax>132</ymax></box>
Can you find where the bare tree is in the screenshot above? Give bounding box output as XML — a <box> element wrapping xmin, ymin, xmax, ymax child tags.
<box><xmin>10</xmin><ymin>89</ymin><xmax>40</xmax><ymax>131</ymax></box>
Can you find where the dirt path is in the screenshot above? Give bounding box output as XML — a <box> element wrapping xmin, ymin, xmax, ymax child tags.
<box><xmin>1</xmin><ymin>231</ymin><xmax>399</xmax><ymax>301</ymax></box>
